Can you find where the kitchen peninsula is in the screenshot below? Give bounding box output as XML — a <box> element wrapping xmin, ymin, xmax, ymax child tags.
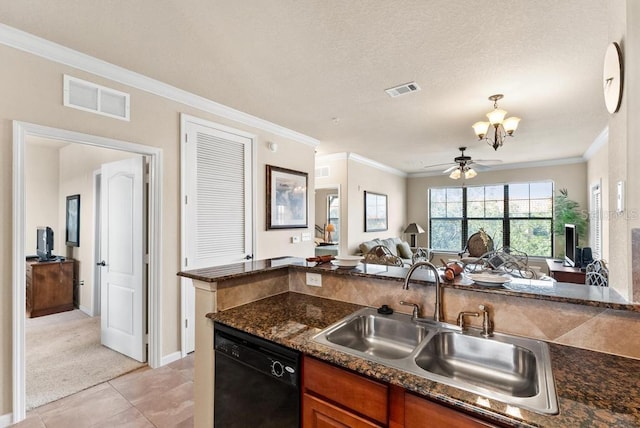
<box><xmin>179</xmin><ymin>257</ymin><xmax>640</xmax><ymax>427</ymax></box>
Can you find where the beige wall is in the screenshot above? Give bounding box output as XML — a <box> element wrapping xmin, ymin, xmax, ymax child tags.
<box><xmin>24</xmin><ymin>142</ymin><xmax>60</xmax><ymax>255</ymax></box>
<box><xmin>0</xmin><ymin>44</ymin><xmax>315</xmax><ymax>415</ymax></box>
<box><xmin>607</xmin><ymin>0</ymin><xmax>640</xmax><ymax>302</ymax></box>
<box><xmin>347</xmin><ymin>159</ymin><xmax>407</xmax><ymax>255</ymax></box>
<box><xmin>407</xmin><ymin>162</ymin><xmax>589</xmax><ymax>255</ymax></box>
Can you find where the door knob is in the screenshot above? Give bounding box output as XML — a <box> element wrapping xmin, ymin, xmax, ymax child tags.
<box><xmin>96</xmin><ymin>260</ymin><xmax>107</xmax><ymax>266</ymax></box>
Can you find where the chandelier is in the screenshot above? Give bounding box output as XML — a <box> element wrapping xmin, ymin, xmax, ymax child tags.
<box><xmin>472</xmin><ymin>94</ymin><xmax>521</xmax><ymax>150</ymax></box>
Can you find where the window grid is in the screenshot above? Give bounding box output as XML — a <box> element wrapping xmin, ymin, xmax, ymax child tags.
<box><xmin>429</xmin><ymin>182</ymin><xmax>553</xmax><ymax>257</ymax></box>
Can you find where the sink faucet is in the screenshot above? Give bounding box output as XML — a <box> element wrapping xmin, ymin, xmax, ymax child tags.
<box><xmin>403</xmin><ymin>261</ymin><xmax>443</xmax><ymax>323</ymax></box>
<box><xmin>456</xmin><ymin>311</ymin><xmax>479</xmax><ymax>332</ymax></box>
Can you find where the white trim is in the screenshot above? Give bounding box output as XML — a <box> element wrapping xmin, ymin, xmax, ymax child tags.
<box><xmin>92</xmin><ymin>169</ymin><xmax>101</xmax><ymax>317</ymax></box>
<box><xmin>316</xmin><ymin>152</ymin><xmax>407</xmax><ymax>177</ymax></box>
<box><xmin>583</xmin><ymin>127</ymin><xmax>608</xmax><ymax>160</ymax></box>
<box><xmin>161</xmin><ymin>351</ymin><xmax>183</xmax><ymax>367</ymax></box>
<box><xmin>78</xmin><ymin>305</ymin><xmax>93</xmax><ymax>317</ymax></box>
<box><xmin>0</xmin><ymin>412</ymin><xmax>13</xmax><ymax>427</ymax></box>
<box><xmin>12</xmin><ymin>121</ymin><xmax>164</xmax><ymax>423</ymax></box>
<box><xmin>0</xmin><ymin>24</ymin><xmax>319</xmax><ymax>148</ymax></box>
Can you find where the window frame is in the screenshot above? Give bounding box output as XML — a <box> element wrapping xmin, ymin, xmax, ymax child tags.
<box><xmin>428</xmin><ymin>181</ymin><xmax>554</xmax><ymax>257</ymax></box>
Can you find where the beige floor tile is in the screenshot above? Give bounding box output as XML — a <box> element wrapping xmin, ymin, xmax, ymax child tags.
<box><xmin>110</xmin><ymin>366</ymin><xmax>189</xmax><ymax>405</ymax></box>
<box><xmin>38</xmin><ymin>383</ymin><xmax>132</xmax><ymax>428</ymax></box>
<box><xmin>9</xmin><ymin>412</ymin><xmax>45</xmax><ymax>428</ymax></box>
<box><xmin>168</xmin><ymin>353</ymin><xmax>195</xmax><ymax>382</ymax></box>
<box><xmin>90</xmin><ymin>407</ymin><xmax>155</xmax><ymax>428</ymax></box>
<box><xmin>134</xmin><ymin>381</ymin><xmax>194</xmax><ymax>428</ymax></box>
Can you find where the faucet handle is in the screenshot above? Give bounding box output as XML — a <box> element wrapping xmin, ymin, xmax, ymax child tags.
<box><xmin>456</xmin><ymin>311</ymin><xmax>479</xmax><ymax>331</ymax></box>
<box><xmin>479</xmin><ymin>304</ymin><xmax>493</xmax><ymax>337</ymax></box>
<box><xmin>400</xmin><ymin>301</ymin><xmax>421</xmax><ymax>320</ymax></box>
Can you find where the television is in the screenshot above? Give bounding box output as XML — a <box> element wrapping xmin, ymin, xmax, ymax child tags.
<box><xmin>564</xmin><ymin>224</ymin><xmax>578</xmax><ymax>267</ymax></box>
<box><xmin>36</xmin><ymin>226</ymin><xmax>54</xmax><ymax>261</ymax></box>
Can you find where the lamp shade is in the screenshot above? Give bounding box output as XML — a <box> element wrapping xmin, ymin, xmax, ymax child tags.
<box><xmin>486</xmin><ymin>108</ymin><xmax>507</xmax><ymax>125</ymax></box>
<box><xmin>403</xmin><ymin>223</ymin><xmax>425</xmax><ymax>234</ymax></box>
<box><xmin>449</xmin><ymin>168</ymin><xmax>462</xmax><ymax>179</ymax></box>
<box><xmin>326</xmin><ymin>223</ymin><xmax>335</xmax><ymax>232</ymax></box>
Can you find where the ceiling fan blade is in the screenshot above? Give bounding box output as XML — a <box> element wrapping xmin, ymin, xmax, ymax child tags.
<box><xmin>471</xmin><ymin>163</ymin><xmax>492</xmax><ymax>172</ymax></box>
<box><xmin>442</xmin><ymin>165</ymin><xmax>459</xmax><ymax>173</ymax></box>
<box><xmin>423</xmin><ymin>162</ymin><xmax>455</xmax><ymax>170</ymax></box>
<box><xmin>473</xmin><ymin>159</ymin><xmax>502</xmax><ymax>165</ymax></box>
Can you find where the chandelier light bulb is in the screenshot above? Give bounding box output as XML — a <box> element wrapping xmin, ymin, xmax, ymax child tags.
<box><xmin>472</xmin><ymin>94</ymin><xmax>521</xmax><ymax>150</ymax></box>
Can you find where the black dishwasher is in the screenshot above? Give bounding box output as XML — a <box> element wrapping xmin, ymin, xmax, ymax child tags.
<box><xmin>214</xmin><ymin>323</ymin><xmax>301</xmax><ymax>427</ymax></box>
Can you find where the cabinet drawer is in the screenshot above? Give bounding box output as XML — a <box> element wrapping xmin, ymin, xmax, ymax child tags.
<box><xmin>404</xmin><ymin>392</ymin><xmax>498</xmax><ymax>428</ymax></box>
<box><xmin>303</xmin><ymin>393</ymin><xmax>384</xmax><ymax>428</ymax></box>
<box><xmin>303</xmin><ymin>356</ymin><xmax>388</xmax><ymax>424</ymax></box>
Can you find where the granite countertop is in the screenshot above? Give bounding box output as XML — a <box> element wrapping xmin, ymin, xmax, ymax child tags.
<box><xmin>179</xmin><ymin>257</ymin><xmax>639</xmax><ymax>312</ymax></box>
<box><xmin>209</xmin><ymin>292</ymin><xmax>640</xmax><ymax>428</ymax></box>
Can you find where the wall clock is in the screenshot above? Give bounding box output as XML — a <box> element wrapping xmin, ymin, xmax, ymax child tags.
<box><xmin>603</xmin><ymin>42</ymin><xmax>623</xmax><ymax>114</ymax></box>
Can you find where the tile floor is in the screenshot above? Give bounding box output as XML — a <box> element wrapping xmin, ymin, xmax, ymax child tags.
<box><xmin>12</xmin><ymin>354</ymin><xmax>194</xmax><ymax>428</ymax></box>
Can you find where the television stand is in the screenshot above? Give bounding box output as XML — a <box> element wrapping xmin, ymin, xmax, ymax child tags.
<box><xmin>546</xmin><ymin>259</ymin><xmax>586</xmax><ymax>284</ymax></box>
<box><xmin>26</xmin><ymin>257</ymin><xmax>75</xmax><ymax>317</ymax></box>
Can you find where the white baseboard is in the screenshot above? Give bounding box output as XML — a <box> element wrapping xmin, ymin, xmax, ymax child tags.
<box><xmin>0</xmin><ymin>412</ymin><xmax>14</xmax><ymax>427</ymax></box>
<box><xmin>160</xmin><ymin>351</ymin><xmax>182</xmax><ymax>367</ymax></box>
<box><xmin>79</xmin><ymin>304</ymin><xmax>93</xmax><ymax>317</ymax></box>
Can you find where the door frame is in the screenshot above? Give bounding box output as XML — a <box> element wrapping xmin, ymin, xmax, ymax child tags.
<box><xmin>12</xmin><ymin>121</ymin><xmax>164</xmax><ymax>421</ymax></box>
<box><xmin>315</xmin><ymin>184</ymin><xmax>342</xmax><ymax>253</ymax></box>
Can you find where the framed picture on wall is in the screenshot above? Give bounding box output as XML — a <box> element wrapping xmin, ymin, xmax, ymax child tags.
<box><xmin>266</xmin><ymin>165</ymin><xmax>308</xmax><ymax>229</ymax></box>
<box><xmin>364</xmin><ymin>191</ymin><xmax>388</xmax><ymax>232</ymax></box>
<box><xmin>66</xmin><ymin>194</ymin><xmax>80</xmax><ymax>247</ymax></box>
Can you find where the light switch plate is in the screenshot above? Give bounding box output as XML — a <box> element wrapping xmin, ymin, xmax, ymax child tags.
<box><xmin>291</xmin><ymin>235</ymin><xmax>301</xmax><ymax>243</ymax></box>
<box><xmin>301</xmin><ymin>232</ymin><xmax>311</xmax><ymax>242</ymax></box>
<box><xmin>616</xmin><ymin>180</ymin><xmax>625</xmax><ymax>213</ymax></box>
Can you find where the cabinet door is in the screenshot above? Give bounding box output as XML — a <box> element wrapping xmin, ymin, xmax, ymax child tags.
<box><xmin>404</xmin><ymin>393</ymin><xmax>497</xmax><ymax>428</ymax></box>
<box><xmin>303</xmin><ymin>393</ymin><xmax>384</xmax><ymax>428</ymax></box>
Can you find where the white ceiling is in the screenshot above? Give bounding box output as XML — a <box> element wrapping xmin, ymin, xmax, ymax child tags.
<box><xmin>1</xmin><ymin>0</ymin><xmax>611</xmax><ymax>174</ymax></box>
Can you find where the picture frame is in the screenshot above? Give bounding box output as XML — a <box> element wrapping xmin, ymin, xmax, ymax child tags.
<box><xmin>364</xmin><ymin>191</ymin><xmax>388</xmax><ymax>232</ymax></box>
<box><xmin>266</xmin><ymin>165</ymin><xmax>308</xmax><ymax>229</ymax></box>
<box><xmin>65</xmin><ymin>194</ymin><xmax>80</xmax><ymax>247</ymax></box>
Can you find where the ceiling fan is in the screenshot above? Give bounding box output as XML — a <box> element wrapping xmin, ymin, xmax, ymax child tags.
<box><xmin>423</xmin><ymin>147</ymin><xmax>501</xmax><ymax>179</ymax></box>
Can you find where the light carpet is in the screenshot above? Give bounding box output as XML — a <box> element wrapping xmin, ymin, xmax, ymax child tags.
<box><xmin>26</xmin><ymin>310</ymin><xmax>145</xmax><ymax>410</ymax></box>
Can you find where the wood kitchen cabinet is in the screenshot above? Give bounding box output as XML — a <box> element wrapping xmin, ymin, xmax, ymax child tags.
<box><xmin>26</xmin><ymin>258</ymin><xmax>75</xmax><ymax>318</ymax></box>
<box><xmin>303</xmin><ymin>356</ymin><xmax>500</xmax><ymax>428</ymax></box>
<box><xmin>303</xmin><ymin>356</ymin><xmax>388</xmax><ymax>427</ymax></box>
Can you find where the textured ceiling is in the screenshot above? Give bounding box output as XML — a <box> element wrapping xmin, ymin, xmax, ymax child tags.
<box><xmin>0</xmin><ymin>0</ymin><xmax>611</xmax><ymax>173</ymax></box>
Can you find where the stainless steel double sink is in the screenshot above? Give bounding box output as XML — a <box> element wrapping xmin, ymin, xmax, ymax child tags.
<box><xmin>313</xmin><ymin>307</ymin><xmax>558</xmax><ymax>415</ymax></box>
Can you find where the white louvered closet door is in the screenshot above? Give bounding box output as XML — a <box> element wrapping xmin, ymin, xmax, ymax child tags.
<box><xmin>183</xmin><ymin>119</ymin><xmax>254</xmax><ymax>269</ymax></box>
<box><xmin>591</xmin><ymin>182</ymin><xmax>602</xmax><ymax>259</ymax></box>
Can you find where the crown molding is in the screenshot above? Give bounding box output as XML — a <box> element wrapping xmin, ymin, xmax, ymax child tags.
<box><xmin>0</xmin><ymin>24</ymin><xmax>320</xmax><ymax>148</ymax></box>
<box><xmin>347</xmin><ymin>153</ymin><xmax>407</xmax><ymax>177</ymax></box>
<box><xmin>316</xmin><ymin>152</ymin><xmax>349</xmax><ymax>163</ymax></box>
<box><xmin>583</xmin><ymin>127</ymin><xmax>608</xmax><ymax>160</ymax></box>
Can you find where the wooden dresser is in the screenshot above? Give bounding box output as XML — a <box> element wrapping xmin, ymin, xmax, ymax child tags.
<box><xmin>26</xmin><ymin>258</ymin><xmax>75</xmax><ymax>318</ymax></box>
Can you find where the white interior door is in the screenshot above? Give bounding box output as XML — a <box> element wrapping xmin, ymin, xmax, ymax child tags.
<box><xmin>100</xmin><ymin>157</ymin><xmax>146</xmax><ymax>362</ymax></box>
<box><xmin>180</xmin><ymin>115</ymin><xmax>254</xmax><ymax>354</ymax></box>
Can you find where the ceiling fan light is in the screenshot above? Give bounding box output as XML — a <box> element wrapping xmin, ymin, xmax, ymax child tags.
<box><xmin>472</xmin><ymin>121</ymin><xmax>490</xmax><ymax>139</ymax></box>
<box><xmin>449</xmin><ymin>168</ymin><xmax>462</xmax><ymax>179</ymax></box>
<box><xmin>486</xmin><ymin>108</ymin><xmax>507</xmax><ymax>125</ymax></box>
<box><xmin>503</xmin><ymin>116</ymin><xmax>521</xmax><ymax>135</ymax></box>
<box><xmin>465</xmin><ymin>168</ymin><xmax>477</xmax><ymax>179</ymax></box>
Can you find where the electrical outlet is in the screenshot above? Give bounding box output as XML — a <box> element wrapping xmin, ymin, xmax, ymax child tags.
<box><xmin>306</xmin><ymin>273</ymin><xmax>322</xmax><ymax>287</ymax></box>
<box><xmin>291</xmin><ymin>235</ymin><xmax>301</xmax><ymax>243</ymax></box>
<box><xmin>301</xmin><ymin>232</ymin><xmax>311</xmax><ymax>242</ymax></box>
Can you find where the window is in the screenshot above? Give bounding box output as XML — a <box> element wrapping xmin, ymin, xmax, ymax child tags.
<box><xmin>429</xmin><ymin>182</ymin><xmax>553</xmax><ymax>257</ymax></box>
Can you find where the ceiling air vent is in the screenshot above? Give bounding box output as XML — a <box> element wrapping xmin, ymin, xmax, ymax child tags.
<box><xmin>63</xmin><ymin>75</ymin><xmax>130</xmax><ymax>121</ymax></box>
<box><xmin>385</xmin><ymin>82</ymin><xmax>421</xmax><ymax>98</ymax></box>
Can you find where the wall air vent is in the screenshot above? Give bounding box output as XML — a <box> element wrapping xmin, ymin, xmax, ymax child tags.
<box><xmin>385</xmin><ymin>82</ymin><xmax>421</xmax><ymax>98</ymax></box>
<box><xmin>63</xmin><ymin>75</ymin><xmax>130</xmax><ymax>121</ymax></box>
<box><xmin>315</xmin><ymin>166</ymin><xmax>330</xmax><ymax>178</ymax></box>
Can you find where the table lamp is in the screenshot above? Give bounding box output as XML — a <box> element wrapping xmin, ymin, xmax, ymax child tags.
<box><xmin>326</xmin><ymin>223</ymin><xmax>336</xmax><ymax>243</ymax></box>
<box><xmin>403</xmin><ymin>223</ymin><xmax>425</xmax><ymax>248</ymax></box>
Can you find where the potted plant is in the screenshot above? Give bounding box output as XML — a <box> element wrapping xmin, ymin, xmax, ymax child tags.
<box><xmin>554</xmin><ymin>188</ymin><xmax>587</xmax><ymax>257</ymax></box>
